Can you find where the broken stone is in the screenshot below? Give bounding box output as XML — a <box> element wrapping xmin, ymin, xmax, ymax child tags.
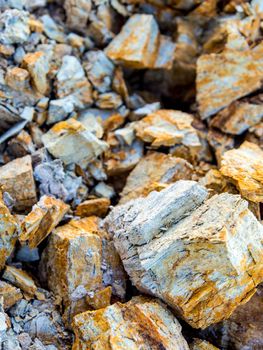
<box><xmin>72</xmin><ymin>296</ymin><xmax>189</xmax><ymax>350</ymax></box>
<box><xmin>19</xmin><ymin>195</ymin><xmax>69</xmax><ymax>248</ymax></box>
<box><xmin>190</xmin><ymin>339</ymin><xmax>219</xmax><ymax>350</ymax></box>
<box><xmin>96</xmin><ymin>92</ymin><xmax>122</xmax><ymax>109</ymax></box>
<box><xmin>47</xmin><ymin>97</ymin><xmax>75</xmax><ymax>125</ymax></box>
<box><xmin>3</xmin><ymin>266</ymin><xmax>37</xmax><ymax>297</ymax></box>
<box><xmin>105</xmin><ymin>181</ymin><xmax>263</xmax><ymax>328</ymax></box>
<box><xmin>42</xmin><ymin>118</ymin><xmax>108</xmax><ymax>165</ymax></box>
<box><xmin>0</xmin><ymin>103</ymin><xmax>24</xmax><ymax>133</ymax></box>
<box><xmin>75</xmin><ymin>198</ymin><xmax>110</xmax><ymax>217</ymax></box>
<box><xmin>64</xmin><ymin>0</ymin><xmax>91</xmax><ymax>32</ymax></box>
<box><xmin>41</xmin><ymin>15</ymin><xmax>65</xmax><ymax>43</ymax></box>
<box><xmin>0</xmin><ymin>10</ymin><xmax>30</xmax><ymax>45</ymax></box>
<box><xmin>220</xmin><ymin>141</ymin><xmax>263</xmax><ymax>202</ymax></box>
<box><xmin>0</xmin><ymin>281</ymin><xmax>22</xmax><ymax>310</ymax></box>
<box><xmin>0</xmin><ymin>155</ymin><xmax>37</xmax><ymax>211</ymax></box>
<box><xmin>7</xmin><ymin>130</ymin><xmax>35</xmax><ymax>158</ymax></box>
<box><xmin>39</xmin><ymin>217</ymin><xmax>126</xmax><ymax>326</ymax></box>
<box><xmin>120</xmin><ymin>152</ymin><xmax>194</xmax><ymax>204</ymax></box>
<box><xmin>94</xmin><ymin>182</ymin><xmax>115</xmax><ymax>199</ymax></box>
<box><xmin>5</xmin><ymin>67</ymin><xmax>29</xmax><ymax>91</ymax></box>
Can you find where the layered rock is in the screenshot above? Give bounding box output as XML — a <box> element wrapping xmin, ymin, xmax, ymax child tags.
<box><xmin>105</xmin><ymin>181</ymin><xmax>263</xmax><ymax>328</ymax></box>
<box><xmin>72</xmin><ymin>296</ymin><xmax>189</xmax><ymax>350</ymax></box>
<box><xmin>220</xmin><ymin>141</ymin><xmax>263</xmax><ymax>202</ymax></box>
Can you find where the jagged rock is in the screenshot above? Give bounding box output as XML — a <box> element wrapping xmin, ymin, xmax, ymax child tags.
<box><xmin>39</xmin><ymin>217</ymin><xmax>126</xmax><ymax>326</ymax></box>
<box><xmin>94</xmin><ymin>182</ymin><xmax>115</xmax><ymax>198</ymax></box>
<box><xmin>199</xmin><ymin>169</ymin><xmax>237</xmax><ymax>196</ymax></box>
<box><xmin>105</xmin><ymin>181</ymin><xmax>263</xmax><ymax>328</ymax></box>
<box><xmin>5</xmin><ymin>67</ymin><xmax>29</xmax><ymax>91</ymax></box>
<box><xmin>0</xmin><ymin>155</ymin><xmax>37</xmax><ymax>211</ymax></box>
<box><xmin>41</xmin><ymin>15</ymin><xmax>65</xmax><ymax>43</ymax></box>
<box><xmin>0</xmin><ymin>103</ymin><xmax>24</xmax><ymax>133</ymax></box>
<box><xmin>7</xmin><ymin>130</ymin><xmax>35</xmax><ymax>157</ymax></box>
<box><xmin>75</xmin><ymin>198</ymin><xmax>110</xmax><ymax>217</ymax></box>
<box><xmin>19</xmin><ymin>195</ymin><xmax>69</xmax><ymax>248</ymax></box>
<box><xmin>0</xmin><ymin>10</ymin><xmax>30</xmax><ymax>45</ymax></box>
<box><xmin>120</xmin><ymin>152</ymin><xmax>193</xmax><ymax>204</ymax></box>
<box><xmin>47</xmin><ymin>97</ymin><xmax>75</xmax><ymax>125</ymax></box>
<box><xmin>190</xmin><ymin>339</ymin><xmax>219</xmax><ymax>350</ymax></box>
<box><xmin>64</xmin><ymin>0</ymin><xmax>91</xmax><ymax>32</ymax></box>
<box><xmin>220</xmin><ymin>141</ymin><xmax>263</xmax><ymax>202</ymax></box>
<box><xmin>72</xmin><ymin>296</ymin><xmax>189</xmax><ymax>350</ymax></box>
<box><xmin>0</xmin><ymin>281</ymin><xmax>22</xmax><ymax>310</ymax></box>
<box><xmin>42</xmin><ymin>118</ymin><xmax>108</xmax><ymax>166</ymax></box>
<box><xmin>2</xmin><ymin>266</ymin><xmax>37</xmax><ymax>297</ymax></box>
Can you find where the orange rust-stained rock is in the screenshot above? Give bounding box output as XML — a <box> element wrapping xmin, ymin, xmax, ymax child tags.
<box><xmin>220</xmin><ymin>141</ymin><xmax>263</xmax><ymax>202</ymax></box>
<box><xmin>0</xmin><ymin>280</ymin><xmax>22</xmax><ymax>310</ymax></box>
<box><xmin>120</xmin><ymin>152</ymin><xmax>193</xmax><ymax>204</ymax></box>
<box><xmin>72</xmin><ymin>296</ymin><xmax>190</xmax><ymax>350</ymax></box>
<box><xmin>5</xmin><ymin>67</ymin><xmax>29</xmax><ymax>91</ymax></box>
<box><xmin>75</xmin><ymin>198</ymin><xmax>110</xmax><ymax>218</ymax></box>
<box><xmin>19</xmin><ymin>195</ymin><xmax>69</xmax><ymax>248</ymax></box>
<box><xmin>190</xmin><ymin>339</ymin><xmax>219</xmax><ymax>350</ymax></box>
<box><xmin>0</xmin><ymin>155</ymin><xmax>37</xmax><ymax>211</ymax></box>
<box><xmin>39</xmin><ymin>217</ymin><xmax>126</xmax><ymax>326</ymax></box>
<box><xmin>2</xmin><ymin>266</ymin><xmax>37</xmax><ymax>297</ymax></box>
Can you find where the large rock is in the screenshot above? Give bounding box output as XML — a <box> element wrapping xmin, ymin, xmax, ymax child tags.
<box><xmin>220</xmin><ymin>141</ymin><xmax>263</xmax><ymax>202</ymax></box>
<box><xmin>105</xmin><ymin>181</ymin><xmax>263</xmax><ymax>328</ymax></box>
<box><xmin>72</xmin><ymin>296</ymin><xmax>189</xmax><ymax>350</ymax></box>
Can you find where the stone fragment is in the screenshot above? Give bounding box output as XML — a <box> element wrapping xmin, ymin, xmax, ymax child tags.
<box><xmin>75</xmin><ymin>198</ymin><xmax>110</xmax><ymax>217</ymax></box>
<box><xmin>0</xmin><ymin>103</ymin><xmax>24</xmax><ymax>132</ymax></box>
<box><xmin>39</xmin><ymin>217</ymin><xmax>126</xmax><ymax>326</ymax></box>
<box><xmin>0</xmin><ymin>280</ymin><xmax>22</xmax><ymax>310</ymax></box>
<box><xmin>0</xmin><ymin>155</ymin><xmax>37</xmax><ymax>211</ymax></box>
<box><xmin>220</xmin><ymin>141</ymin><xmax>263</xmax><ymax>202</ymax></box>
<box><xmin>3</xmin><ymin>266</ymin><xmax>37</xmax><ymax>297</ymax></box>
<box><xmin>190</xmin><ymin>339</ymin><xmax>219</xmax><ymax>350</ymax></box>
<box><xmin>105</xmin><ymin>181</ymin><xmax>263</xmax><ymax>328</ymax></box>
<box><xmin>197</xmin><ymin>43</ymin><xmax>263</xmax><ymax>118</ymax></box>
<box><xmin>19</xmin><ymin>195</ymin><xmax>69</xmax><ymax>248</ymax></box>
<box><xmin>42</xmin><ymin>118</ymin><xmax>108</xmax><ymax>165</ymax></box>
<box><xmin>64</xmin><ymin>0</ymin><xmax>91</xmax><ymax>32</ymax></box>
<box><xmin>22</xmin><ymin>51</ymin><xmax>50</xmax><ymax>95</ymax></box>
<box><xmin>72</xmin><ymin>296</ymin><xmax>189</xmax><ymax>350</ymax></box>
<box><xmin>120</xmin><ymin>152</ymin><xmax>193</xmax><ymax>204</ymax></box>
<box><xmin>96</xmin><ymin>92</ymin><xmax>122</xmax><ymax>109</ymax></box>
<box><xmin>5</xmin><ymin>67</ymin><xmax>29</xmax><ymax>91</ymax></box>
<box><xmin>47</xmin><ymin>97</ymin><xmax>75</xmax><ymax>125</ymax></box>
<box><xmin>7</xmin><ymin>130</ymin><xmax>35</xmax><ymax>158</ymax></box>
<box><xmin>0</xmin><ymin>10</ymin><xmax>30</xmax><ymax>45</ymax></box>
<box><xmin>94</xmin><ymin>182</ymin><xmax>115</xmax><ymax>199</ymax></box>
<box><xmin>199</xmin><ymin>169</ymin><xmax>237</xmax><ymax>196</ymax></box>
<box><xmin>41</xmin><ymin>15</ymin><xmax>65</xmax><ymax>43</ymax></box>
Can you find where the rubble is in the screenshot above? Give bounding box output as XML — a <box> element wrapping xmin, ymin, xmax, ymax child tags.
<box><xmin>2</xmin><ymin>266</ymin><xmax>37</xmax><ymax>297</ymax></box>
<box><xmin>0</xmin><ymin>10</ymin><xmax>30</xmax><ymax>45</ymax></box>
<box><xmin>72</xmin><ymin>296</ymin><xmax>189</xmax><ymax>350</ymax></box>
<box><xmin>0</xmin><ymin>281</ymin><xmax>22</xmax><ymax>310</ymax></box>
<box><xmin>75</xmin><ymin>198</ymin><xmax>110</xmax><ymax>217</ymax></box>
<box><xmin>105</xmin><ymin>181</ymin><xmax>263</xmax><ymax>328</ymax></box>
<box><xmin>190</xmin><ymin>339</ymin><xmax>219</xmax><ymax>350</ymax></box>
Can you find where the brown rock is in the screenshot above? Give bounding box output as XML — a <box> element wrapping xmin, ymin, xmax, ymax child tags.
<box><xmin>0</xmin><ymin>280</ymin><xmax>22</xmax><ymax>310</ymax></box>
<box><xmin>72</xmin><ymin>296</ymin><xmax>189</xmax><ymax>350</ymax></box>
<box><xmin>2</xmin><ymin>266</ymin><xmax>37</xmax><ymax>297</ymax></box>
<box><xmin>190</xmin><ymin>339</ymin><xmax>219</xmax><ymax>350</ymax></box>
<box><xmin>0</xmin><ymin>155</ymin><xmax>37</xmax><ymax>211</ymax></box>
<box><xmin>19</xmin><ymin>195</ymin><xmax>69</xmax><ymax>248</ymax></box>
<box><xmin>5</xmin><ymin>67</ymin><xmax>29</xmax><ymax>91</ymax></box>
<box><xmin>75</xmin><ymin>198</ymin><xmax>110</xmax><ymax>217</ymax></box>
<box><xmin>220</xmin><ymin>141</ymin><xmax>263</xmax><ymax>202</ymax></box>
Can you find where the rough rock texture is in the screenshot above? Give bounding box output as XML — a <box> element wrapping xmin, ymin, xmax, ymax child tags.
<box><xmin>0</xmin><ymin>10</ymin><xmax>30</xmax><ymax>45</ymax></box>
<box><xmin>0</xmin><ymin>280</ymin><xmax>22</xmax><ymax>310</ymax></box>
<box><xmin>2</xmin><ymin>266</ymin><xmax>37</xmax><ymax>297</ymax></box>
<box><xmin>39</xmin><ymin>216</ymin><xmax>126</xmax><ymax>326</ymax></box>
<box><xmin>75</xmin><ymin>198</ymin><xmax>110</xmax><ymax>217</ymax></box>
<box><xmin>190</xmin><ymin>339</ymin><xmax>219</xmax><ymax>350</ymax></box>
<box><xmin>0</xmin><ymin>155</ymin><xmax>37</xmax><ymax>211</ymax></box>
<box><xmin>220</xmin><ymin>141</ymin><xmax>263</xmax><ymax>202</ymax></box>
<box><xmin>120</xmin><ymin>152</ymin><xmax>193</xmax><ymax>204</ymax></box>
<box><xmin>105</xmin><ymin>181</ymin><xmax>263</xmax><ymax>328</ymax></box>
<box><xmin>42</xmin><ymin>118</ymin><xmax>108</xmax><ymax>165</ymax></box>
<box><xmin>20</xmin><ymin>195</ymin><xmax>69</xmax><ymax>248</ymax></box>
<box><xmin>72</xmin><ymin>296</ymin><xmax>189</xmax><ymax>350</ymax></box>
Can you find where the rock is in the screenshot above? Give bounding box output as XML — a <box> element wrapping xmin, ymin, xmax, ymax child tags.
<box><xmin>105</xmin><ymin>181</ymin><xmax>263</xmax><ymax>328</ymax></box>
<box><xmin>190</xmin><ymin>339</ymin><xmax>219</xmax><ymax>350</ymax></box>
<box><xmin>0</xmin><ymin>103</ymin><xmax>25</xmax><ymax>133</ymax></box>
<box><xmin>7</xmin><ymin>130</ymin><xmax>35</xmax><ymax>158</ymax></box>
<box><xmin>72</xmin><ymin>296</ymin><xmax>189</xmax><ymax>350</ymax></box>
<box><xmin>64</xmin><ymin>0</ymin><xmax>91</xmax><ymax>32</ymax></box>
<box><xmin>42</xmin><ymin>118</ymin><xmax>108</xmax><ymax>166</ymax></box>
<box><xmin>19</xmin><ymin>195</ymin><xmax>69</xmax><ymax>248</ymax></box>
<box><xmin>5</xmin><ymin>67</ymin><xmax>29</xmax><ymax>91</ymax></box>
<box><xmin>39</xmin><ymin>217</ymin><xmax>126</xmax><ymax>326</ymax></box>
<box><xmin>120</xmin><ymin>152</ymin><xmax>194</xmax><ymax>204</ymax></box>
<box><xmin>94</xmin><ymin>182</ymin><xmax>115</xmax><ymax>199</ymax></box>
<box><xmin>96</xmin><ymin>92</ymin><xmax>122</xmax><ymax>109</ymax></box>
<box><xmin>0</xmin><ymin>155</ymin><xmax>37</xmax><ymax>211</ymax></box>
<box><xmin>220</xmin><ymin>141</ymin><xmax>263</xmax><ymax>202</ymax></box>
<box><xmin>22</xmin><ymin>51</ymin><xmax>50</xmax><ymax>95</ymax></box>
<box><xmin>197</xmin><ymin>43</ymin><xmax>263</xmax><ymax>118</ymax></box>
<box><xmin>199</xmin><ymin>169</ymin><xmax>237</xmax><ymax>195</ymax></box>
<box><xmin>75</xmin><ymin>198</ymin><xmax>110</xmax><ymax>217</ymax></box>
<box><xmin>47</xmin><ymin>97</ymin><xmax>75</xmax><ymax>125</ymax></box>
<box><xmin>2</xmin><ymin>266</ymin><xmax>37</xmax><ymax>297</ymax></box>
<box><xmin>0</xmin><ymin>10</ymin><xmax>30</xmax><ymax>45</ymax></box>
<box><xmin>16</xmin><ymin>246</ymin><xmax>40</xmax><ymax>262</ymax></box>
<box><xmin>41</xmin><ymin>15</ymin><xmax>65</xmax><ymax>43</ymax></box>
<box><xmin>0</xmin><ymin>281</ymin><xmax>22</xmax><ymax>310</ymax></box>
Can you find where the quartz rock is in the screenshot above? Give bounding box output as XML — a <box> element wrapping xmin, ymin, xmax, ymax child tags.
<box><xmin>0</xmin><ymin>155</ymin><xmax>37</xmax><ymax>211</ymax></box>
<box><xmin>39</xmin><ymin>217</ymin><xmax>126</xmax><ymax>326</ymax></box>
<box><xmin>0</xmin><ymin>10</ymin><xmax>30</xmax><ymax>45</ymax></box>
<box><xmin>75</xmin><ymin>198</ymin><xmax>110</xmax><ymax>217</ymax></box>
<box><xmin>0</xmin><ymin>281</ymin><xmax>22</xmax><ymax>310</ymax></box>
<box><xmin>190</xmin><ymin>339</ymin><xmax>219</xmax><ymax>350</ymax></box>
<box><xmin>120</xmin><ymin>152</ymin><xmax>193</xmax><ymax>204</ymax></box>
<box><xmin>105</xmin><ymin>181</ymin><xmax>263</xmax><ymax>328</ymax></box>
<box><xmin>19</xmin><ymin>195</ymin><xmax>69</xmax><ymax>248</ymax></box>
<box><xmin>72</xmin><ymin>296</ymin><xmax>189</xmax><ymax>350</ymax></box>
<box><xmin>3</xmin><ymin>266</ymin><xmax>37</xmax><ymax>297</ymax></box>
<box><xmin>42</xmin><ymin>118</ymin><xmax>108</xmax><ymax>165</ymax></box>
<box><xmin>220</xmin><ymin>141</ymin><xmax>263</xmax><ymax>202</ymax></box>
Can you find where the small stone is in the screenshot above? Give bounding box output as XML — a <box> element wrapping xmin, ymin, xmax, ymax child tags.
<box><xmin>7</xmin><ymin>130</ymin><xmax>35</xmax><ymax>158</ymax></box>
<box><xmin>5</xmin><ymin>67</ymin><xmax>29</xmax><ymax>91</ymax></box>
<box><xmin>16</xmin><ymin>246</ymin><xmax>40</xmax><ymax>262</ymax></box>
<box><xmin>190</xmin><ymin>339</ymin><xmax>219</xmax><ymax>350</ymax></box>
<box><xmin>2</xmin><ymin>266</ymin><xmax>37</xmax><ymax>297</ymax></box>
<box><xmin>41</xmin><ymin>15</ymin><xmax>65</xmax><ymax>43</ymax></box>
<box><xmin>47</xmin><ymin>97</ymin><xmax>75</xmax><ymax>125</ymax></box>
<box><xmin>0</xmin><ymin>10</ymin><xmax>30</xmax><ymax>45</ymax></box>
<box><xmin>0</xmin><ymin>155</ymin><xmax>37</xmax><ymax>211</ymax></box>
<box><xmin>96</xmin><ymin>92</ymin><xmax>122</xmax><ymax>109</ymax></box>
<box><xmin>0</xmin><ymin>280</ymin><xmax>22</xmax><ymax>310</ymax></box>
<box><xmin>72</xmin><ymin>296</ymin><xmax>189</xmax><ymax>350</ymax></box>
<box><xmin>75</xmin><ymin>198</ymin><xmax>110</xmax><ymax>217</ymax></box>
<box><xmin>94</xmin><ymin>182</ymin><xmax>115</xmax><ymax>199</ymax></box>
<box><xmin>64</xmin><ymin>0</ymin><xmax>91</xmax><ymax>32</ymax></box>
<box><xmin>19</xmin><ymin>195</ymin><xmax>69</xmax><ymax>248</ymax></box>
<box><xmin>220</xmin><ymin>141</ymin><xmax>263</xmax><ymax>202</ymax></box>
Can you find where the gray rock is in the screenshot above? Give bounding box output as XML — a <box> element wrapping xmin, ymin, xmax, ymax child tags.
<box><xmin>0</xmin><ymin>10</ymin><xmax>30</xmax><ymax>45</ymax></box>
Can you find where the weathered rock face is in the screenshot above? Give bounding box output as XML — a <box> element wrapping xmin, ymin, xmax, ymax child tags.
<box><xmin>75</xmin><ymin>198</ymin><xmax>110</xmax><ymax>217</ymax></box>
<box><xmin>0</xmin><ymin>193</ymin><xmax>19</xmax><ymax>270</ymax></box>
<box><xmin>39</xmin><ymin>216</ymin><xmax>126</xmax><ymax>326</ymax></box>
<box><xmin>120</xmin><ymin>152</ymin><xmax>193</xmax><ymax>204</ymax></box>
<box><xmin>42</xmin><ymin>118</ymin><xmax>108</xmax><ymax>165</ymax></box>
<box><xmin>72</xmin><ymin>296</ymin><xmax>190</xmax><ymax>350</ymax></box>
<box><xmin>105</xmin><ymin>181</ymin><xmax>263</xmax><ymax>329</ymax></box>
<box><xmin>220</xmin><ymin>141</ymin><xmax>263</xmax><ymax>202</ymax></box>
<box><xmin>0</xmin><ymin>155</ymin><xmax>37</xmax><ymax>211</ymax></box>
<box><xmin>20</xmin><ymin>195</ymin><xmax>69</xmax><ymax>248</ymax></box>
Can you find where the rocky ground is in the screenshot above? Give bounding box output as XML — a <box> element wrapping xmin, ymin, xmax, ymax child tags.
<box><xmin>0</xmin><ymin>0</ymin><xmax>262</xmax><ymax>349</ymax></box>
